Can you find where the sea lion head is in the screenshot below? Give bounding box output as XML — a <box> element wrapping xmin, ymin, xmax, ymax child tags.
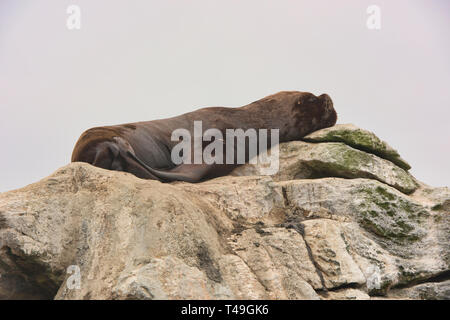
<box><xmin>248</xmin><ymin>91</ymin><xmax>337</xmax><ymax>140</ymax></box>
<box><xmin>293</xmin><ymin>91</ymin><xmax>337</xmax><ymax>136</ymax></box>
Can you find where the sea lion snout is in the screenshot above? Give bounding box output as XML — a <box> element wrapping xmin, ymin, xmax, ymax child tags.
<box><xmin>295</xmin><ymin>92</ymin><xmax>337</xmax><ymax>132</ymax></box>
<box><xmin>318</xmin><ymin>93</ymin><xmax>337</xmax><ymax>127</ymax></box>
<box><xmin>318</xmin><ymin>93</ymin><xmax>331</xmax><ymax>104</ymax></box>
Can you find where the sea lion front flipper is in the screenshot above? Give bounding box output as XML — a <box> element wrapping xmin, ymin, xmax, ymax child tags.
<box><xmin>127</xmin><ymin>151</ymin><xmax>211</xmax><ymax>183</ymax></box>
<box><xmin>92</xmin><ymin>144</ymin><xmax>114</xmax><ymax>169</ymax></box>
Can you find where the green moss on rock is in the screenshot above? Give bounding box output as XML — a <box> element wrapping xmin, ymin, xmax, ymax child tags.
<box><xmin>353</xmin><ymin>184</ymin><xmax>427</xmax><ymax>244</ymax></box>
<box><xmin>304</xmin><ymin>124</ymin><xmax>411</xmax><ymax>170</ymax></box>
<box><xmin>302</xmin><ymin>143</ymin><xmax>417</xmax><ymax>194</ymax></box>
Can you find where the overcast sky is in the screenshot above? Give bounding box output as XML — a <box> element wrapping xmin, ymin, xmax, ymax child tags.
<box><xmin>0</xmin><ymin>0</ymin><xmax>449</xmax><ymax>192</ymax></box>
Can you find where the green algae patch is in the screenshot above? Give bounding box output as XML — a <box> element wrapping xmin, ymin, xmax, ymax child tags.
<box><xmin>301</xmin><ymin>143</ymin><xmax>417</xmax><ymax>194</ymax></box>
<box><xmin>352</xmin><ymin>184</ymin><xmax>428</xmax><ymax>244</ymax></box>
<box><xmin>304</xmin><ymin>124</ymin><xmax>411</xmax><ymax>170</ymax></box>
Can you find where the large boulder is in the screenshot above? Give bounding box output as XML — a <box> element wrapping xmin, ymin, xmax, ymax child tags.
<box><xmin>232</xmin><ymin>141</ymin><xmax>417</xmax><ymax>194</ymax></box>
<box><xmin>0</xmin><ymin>124</ymin><xmax>448</xmax><ymax>300</ymax></box>
<box><xmin>302</xmin><ymin>124</ymin><xmax>411</xmax><ymax>170</ymax></box>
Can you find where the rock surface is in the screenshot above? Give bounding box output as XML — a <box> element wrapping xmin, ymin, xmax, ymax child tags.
<box><xmin>231</xmin><ymin>141</ymin><xmax>417</xmax><ymax>194</ymax></box>
<box><xmin>0</xmin><ymin>124</ymin><xmax>448</xmax><ymax>300</ymax></box>
<box><xmin>303</xmin><ymin>124</ymin><xmax>411</xmax><ymax>170</ymax></box>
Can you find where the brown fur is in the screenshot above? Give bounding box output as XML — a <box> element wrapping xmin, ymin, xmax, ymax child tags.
<box><xmin>72</xmin><ymin>91</ymin><xmax>337</xmax><ymax>182</ymax></box>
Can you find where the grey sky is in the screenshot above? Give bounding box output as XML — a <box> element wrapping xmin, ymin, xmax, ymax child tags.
<box><xmin>1</xmin><ymin>0</ymin><xmax>449</xmax><ymax>192</ymax></box>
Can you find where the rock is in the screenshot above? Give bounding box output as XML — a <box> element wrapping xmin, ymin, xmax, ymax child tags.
<box><xmin>321</xmin><ymin>288</ymin><xmax>371</xmax><ymax>300</ymax></box>
<box><xmin>185</xmin><ymin>176</ymin><xmax>286</xmax><ymax>225</ymax></box>
<box><xmin>0</xmin><ymin>125</ymin><xmax>448</xmax><ymax>300</ymax></box>
<box><xmin>280</xmin><ymin>178</ymin><xmax>428</xmax><ymax>247</ymax></box>
<box><xmin>410</xmin><ymin>183</ymin><xmax>450</xmax><ymax>212</ymax></box>
<box><xmin>232</xmin><ymin>141</ymin><xmax>418</xmax><ymax>194</ymax></box>
<box><xmin>387</xmin><ymin>280</ymin><xmax>450</xmax><ymax>300</ymax></box>
<box><xmin>280</xmin><ymin>178</ymin><xmax>448</xmax><ymax>291</ymax></box>
<box><xmin>0</xmin><ymin>164</ymin><xmax>233</xmax><ymax>300</ymax></box>
<box><xmin>301</xmin><ymin>219</ymin><xmax>366</xmax><ymax>289</ymax></box>
<box><xmin>228</xmin><ymin>227</ymin><xmax>321</xmax><ymax>299</ymax></box>
<box><xmin>303</xmin><ymin>124</ymin><xmax>411</xmax><ymax>170</ymax></box>
<box><xmin>111</xmin><ymin>255</ymin><xmax>230</xmax><ymax>300</ymax></box>
<box><xmin>338</xmin><ymin>222</ymin><xmax>399</xmax><ymax>295</ymax></box>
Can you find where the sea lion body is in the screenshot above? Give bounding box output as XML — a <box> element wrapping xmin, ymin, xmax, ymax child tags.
<box><xmin>71</xmin><ymin>91</ymin><xmax>337</xmax><ymax>182</ymax></box>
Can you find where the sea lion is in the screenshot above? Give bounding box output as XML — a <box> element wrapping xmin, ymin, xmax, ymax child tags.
<box><xmin>71</xmin><ymin>91</ymin><xmax>337</xmax><ymax>182</ymax></box>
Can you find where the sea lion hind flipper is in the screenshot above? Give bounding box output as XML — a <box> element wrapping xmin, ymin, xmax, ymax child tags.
<box><xmin>126</xmin><ymin>151</ymin><xmax>210</xmax><ymax>183</ymax></box>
